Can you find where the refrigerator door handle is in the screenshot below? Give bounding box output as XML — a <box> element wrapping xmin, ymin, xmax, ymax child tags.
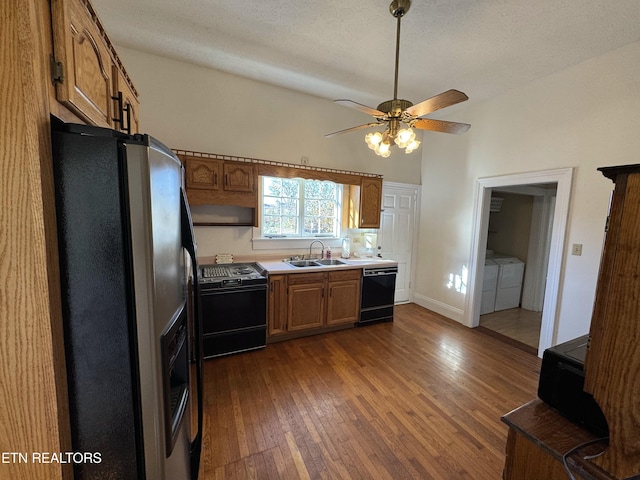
<box><xmin>180</xmin><ymin>187</ymin><xmax>203</xmax><ymax>480</ymax></box>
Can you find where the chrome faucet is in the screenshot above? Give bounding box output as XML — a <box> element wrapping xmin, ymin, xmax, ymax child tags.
<box><xmin>309</xmin><ymin>240</ymin><xmax>325</xmax><ymax>260</ymax></box>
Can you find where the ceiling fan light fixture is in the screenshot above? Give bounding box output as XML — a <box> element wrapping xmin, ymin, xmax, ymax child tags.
<box><xmin>375</xmin><ymin>139</ymin><xmax>392</xmax><ymax>157</ymax></box>
<box><xmin>326</xmin><ymin>0</ymin><xmax>469</xmax><ymax>155</ymax></box>
<box><xmin>394</xmin><ymin>127</ymin><xmax>415</xmax><ymax>148</ymax></box>
<box><xmin>404</xmin><ymin>139</ymin><xmax>420</xmax><ymax>154</ymax></box>
<box><xmin>365</xmin><ymin>131</ymin><xmax>384</xmax><ymax>149</ymax></box>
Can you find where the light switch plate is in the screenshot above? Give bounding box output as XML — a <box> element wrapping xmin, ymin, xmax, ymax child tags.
<box><xmin>572</xmin><ymin>243</ymin><xmax>583</xmax><ymax>256</ymax></box>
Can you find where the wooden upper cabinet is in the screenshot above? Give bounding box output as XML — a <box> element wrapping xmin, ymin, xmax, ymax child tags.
<box><xmin>112</xmin><ymin>66</ymin><xmax>140</xmax><ymax>134</ymax></box>
<box><xmin>51</xmin><ymin>0</ymin><xmax>139</xmax><ymax>132</ymax></box>
<box><xmin>180</xmin><ymin>154</ymin><xmax>257</xmax><ymax>213</ymax></box>
<box><xmin>185</xmin><ymin>158</ymin><xmax>222</xmax><ymax>191</ymax></box>
<box><xmin>359</xmin><ymin>178</ymin><xmax>383</xmax><ymax>228</ymax></box>
<box><xmin>346</xmin><ymin>177</ymin><xmax>383</xmax><ymax>229</ymax></box>
<box><xmin>223</xmin><ymin>162</ymin><xmax>255</xmax><ymax>193</ymax></box>
<box><xmin>51</xmin><ymin>0</ymin><xmax>112</xmax><ymax>127</ymax></box>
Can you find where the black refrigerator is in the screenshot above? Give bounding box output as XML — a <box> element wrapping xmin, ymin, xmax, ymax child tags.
<box><xmin>51</xmin><ymin>119</ymin><xmax>203</xmax><ymax>480</ymax></box>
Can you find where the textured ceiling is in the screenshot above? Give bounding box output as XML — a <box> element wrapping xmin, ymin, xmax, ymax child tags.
<box><xmin>92</xmin><ymin>0</ymin><xmax>640</xmax><ymax>112</ymax></box>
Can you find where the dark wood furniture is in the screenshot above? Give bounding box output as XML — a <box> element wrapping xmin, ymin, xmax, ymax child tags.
<box><xmin>502</xmin><ymin>400</ymin><xmax>612</xmax><ymax>480</ymax></box>
<box><xmin>584</xmin><ymin>164</ymin><xmax>640</xmax><ymax>479</ymax></box>
<box><xmin>503</xmin><ymin>164</ymin><xmax>640</xmax><ymax>480</ymax></box>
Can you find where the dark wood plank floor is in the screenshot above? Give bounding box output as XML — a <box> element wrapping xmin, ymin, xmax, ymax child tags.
<box><xmin>200</xmin><ymin>303</ymin><xmax>541</xmax><ymax>479</ymax></box>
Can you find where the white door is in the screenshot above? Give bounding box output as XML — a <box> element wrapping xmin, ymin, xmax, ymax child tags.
<box><xmin>378</xmin><ymin>182</ymin><xmax>418</xmax><ymax>303</ymax></box>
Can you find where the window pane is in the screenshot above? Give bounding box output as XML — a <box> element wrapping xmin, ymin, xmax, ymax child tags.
<box><xmin>281</xmin><ymin>198</ymin><xmax>298</xmax><ymax>217</ymax></box>
<box><xmin>281</xmin><ymin>179</ymin><xmax>300</xmax><ymax>197</ymax></box>
<box><xmin>263</xmin><ymin>196</ymin><xmax>280</xmax><ymax>216</ymax></box>
<box><xmin>282</xmin><ymin>216</ymin><xmax>298</xmax><ymax>234</ymax></box>
<box><xmin>318</xmin><ymin>200</ymin><xmax>335</xmax><ymax>216</ymax></box>
<box><xmin>305</xmin><ymin>199</ymin><xmax>320</xmax><ymax>216</ymax></box>
<box><xmin>263</xmin><ymin>216</ymin><xmax>281</xmax><ymax>235</ymax></box>
<box><xmin>317</xmin><ymin>217</ymin><xmax>334</xmax><ymax>234</ymax></box>
<box><xmin>303</xmin><ymin>217</ymin><xmax>319</xmax><ymax>235</ymax></box>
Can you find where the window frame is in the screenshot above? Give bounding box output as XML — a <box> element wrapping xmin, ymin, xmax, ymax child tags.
<box><xmin>260</xmin><ymin>176</ymin><xmax>343</xmax><ymax>239</ymax></box>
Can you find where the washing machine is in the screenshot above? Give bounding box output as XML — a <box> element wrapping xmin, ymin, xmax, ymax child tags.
<box><xmin>493</xmin><ymin>257</ymin><xmax>525</xmax><ymax>311</ymax></box>
<box><xmin>480</xmin><ymin>259</ymin><xmax>499</xmax><ymax>314</ymax></box>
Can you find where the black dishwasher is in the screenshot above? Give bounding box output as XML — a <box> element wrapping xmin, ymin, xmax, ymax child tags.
<box><xmin>359</xmin><ymin>266</ymin><xmax>398</xmax><ymax>324</ymax></box>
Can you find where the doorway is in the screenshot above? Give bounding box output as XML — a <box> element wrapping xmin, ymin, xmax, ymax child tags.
<box><xmin>479</xmin><ymin>185</ymin><xmax>556</xmax><ymax>351</ymax></box>
<box><xmin>465</xmin><ymin>168</ymin><xmax>573</xmax><ymax>356</ymax></box>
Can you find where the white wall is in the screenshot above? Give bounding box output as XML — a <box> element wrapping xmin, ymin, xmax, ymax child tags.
<box><xmin>118</xmin><ymin>47</ymin><xmax>425</xmax><ymax>181</ymax></box>
<box><xmin>415</xmin><ymin>41</ymin><xmax>640</xmax><ymax>345</ymax></box>
<box><xmin>118</xmin><ymin>42</ymin><xmax>640</xmax><ymax>345</ymax></box>
<box><xmin>117</xmin><ymin>47</ymin><xmax>421</xmax><ymax>257</ymax></box>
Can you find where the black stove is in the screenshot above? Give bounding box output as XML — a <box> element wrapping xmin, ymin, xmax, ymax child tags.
<box><xmin>199</xmin><ymin>262</ymin><xmax>267</xmax><ymax>288</ymax></box>
<box><xmin>198</xmin><ymin>262</ymin><xmax>268</xmax><ymax>359</ymax></box>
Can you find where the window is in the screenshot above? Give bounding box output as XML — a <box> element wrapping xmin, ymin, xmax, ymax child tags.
<box><xmin>262</xmin><ymin>176</ymin><xmax>342</xmax><ymax>237</ymax></box>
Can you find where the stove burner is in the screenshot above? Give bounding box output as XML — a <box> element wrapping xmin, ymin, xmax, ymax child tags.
<box><xmin>202</xmin><ymin>265</ymin><xmax>231</xmax><ymax>278</ymax></box>
<box><xmin>234</xmin><ymin>267</ymin><xmax>254</xmax><ymax>275</ymax></box>
<box><xmin>199</xmin><ymin>263</ymin><xmax>267</xmax><ymax>287</ymax></box>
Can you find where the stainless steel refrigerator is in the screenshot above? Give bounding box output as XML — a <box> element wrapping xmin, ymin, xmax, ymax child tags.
<box><xmin>51</xmin><ymin>120</ymin><xmax>203</xmax><ymax>480</ymax></box>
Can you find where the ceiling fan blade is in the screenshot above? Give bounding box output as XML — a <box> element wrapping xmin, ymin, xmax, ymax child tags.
<box><xmin>325</xmin><ymin>123</ymin><xmax>382</xmax><ymax>138</ymax></box>
<box><xmin>405</xmin><ymin>89</ymin><xmax>469</xmax><ymax>118</ymax></box>
<box><xmin>413</xmin><ymin>118</ymin><xmax>471</xmax><ymax>135</ymax></box>
<box><xmin>334</xmin><ymin>99</ymin><xmax>385</xmax><ymax>117</ymax></box>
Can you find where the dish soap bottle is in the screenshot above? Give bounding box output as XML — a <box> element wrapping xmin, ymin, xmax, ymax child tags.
<box><xmin>326</xmin><ymin>246</ymin><xmax>331</xmax><ymax>259</ymax></box>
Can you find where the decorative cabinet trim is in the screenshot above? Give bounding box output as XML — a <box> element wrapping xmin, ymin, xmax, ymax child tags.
<box><xmin>176</xmin><ymin>149</ymin><xmax>383</xmax><ymax>228</ymax></box>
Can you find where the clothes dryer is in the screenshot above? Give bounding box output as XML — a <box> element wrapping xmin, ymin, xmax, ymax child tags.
<box><xmin>494</xmin><ymin>257</ymin><xmax>525</xmax><ymax>311</ymax></box>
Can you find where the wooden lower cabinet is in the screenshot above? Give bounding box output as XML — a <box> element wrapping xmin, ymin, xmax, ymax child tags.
<box><xmin>268</xmin><ymin>268</ymin><xmax>361</xmax><ymax>339</ymax></box>
<box><xmin>326</xmin><ymin>269</ymin><xmax>361</xmax><ymax>326</ymax></box>
<box><xmin>268</xmin><ymin>274</ymin><xmax>288</xmax><ymax>336</ymax></box>
<box><xmin>288</xmin><ymin>273</ymin><xmax>326</xmax><ymax>331</ymax></box>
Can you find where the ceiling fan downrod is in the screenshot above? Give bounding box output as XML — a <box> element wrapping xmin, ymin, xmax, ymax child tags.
<box><xmin>390</xmin><ymin>0</ymin><xmax>411</xmax><ymax>102</ymax></box>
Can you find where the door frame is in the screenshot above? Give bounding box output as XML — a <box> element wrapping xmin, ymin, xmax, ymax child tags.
<box><xmin>465</xmin><ymin>168</ymin><xmax>573</xmax><ymax>356</ymax></box>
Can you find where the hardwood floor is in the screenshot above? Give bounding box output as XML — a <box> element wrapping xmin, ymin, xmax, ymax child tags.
<box><xmin>200</xmin><ymin>303</ymin><xmax>541</xmax><ymax>479</ymax></box>
<box><xmin>479</xmin><ymin>308</ymin><xmax>542</xmax><ymax>352</ymax></box>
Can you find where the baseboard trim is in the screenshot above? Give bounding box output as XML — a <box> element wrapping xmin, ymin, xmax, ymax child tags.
<box><xmin>413</xmin><ymin>294</ymin><xmax>464</xmax><ymax>324</ymax></box>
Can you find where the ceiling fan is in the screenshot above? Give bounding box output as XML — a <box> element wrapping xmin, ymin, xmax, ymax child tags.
<box><xmin>326</xmin><ymin>0</ymin><xmax>470</xmax><ymax>157</ymax></box>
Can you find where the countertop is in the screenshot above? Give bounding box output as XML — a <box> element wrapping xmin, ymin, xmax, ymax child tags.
<box><xmin>258</xmin><ymin>257</ymin><xmax>397</xmax><ymax>274</ymax></box>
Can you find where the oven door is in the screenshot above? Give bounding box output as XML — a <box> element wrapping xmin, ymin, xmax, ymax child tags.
<box><xmin>200</xmin><ymin>284</ymin><xmax>267</xmax><ymax>358</ymax></box>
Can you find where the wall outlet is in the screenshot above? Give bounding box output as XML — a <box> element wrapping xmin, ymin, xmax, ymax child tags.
<box><xmin>572</xmin><ymin>243</ymin><xmax>583</xmax><ymax>256</ymax></box>
<box><xmin>300</xmin><ymin>156</ymin><xmax>309</xmax><ymax>165</ymax></box>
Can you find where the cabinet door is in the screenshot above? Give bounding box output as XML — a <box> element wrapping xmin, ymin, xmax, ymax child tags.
<box><xmin>223</xmin><ymin>162</ymin><xmax>255</xmax><ymax>193</ymax></box>
<box><xmin>287</xmin><ymin>273</ymin><xmax>326</xmax><ymax>331</ymax></box>
<box><xmin>51</xmin><ymin>0</ymin><xmax>113</xmax><ymax>127</ymax></box>
<box><xmin>185</xmin><ymin>158</ymin><xmax>222</xmax><ymax>191</ymax></box>
<box><xmin>359</xmin><ymin>178</ymin><xmax>382</xmax><ymax>228</ymax></box>
<box><xmin>268</xmin><ymin>275</ymin><xmax>287</xmax><ymax>336</ymax></box>
<box><xmin>327</xmin><ymin>270</ymin><xmax>361</xmax><ymax>326</ymax></box>
<box><xmin>112</xmin><ymin>66</ymin><xmax>140</xmax><ymax>134</ymax></box>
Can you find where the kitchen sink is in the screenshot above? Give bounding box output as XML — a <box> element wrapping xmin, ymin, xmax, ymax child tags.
<box><xmin>288</xmin><ymin>260</ymin><xmax>322</xmax><ymax>267</ymax></box>
<box><xmin>315</xmin><ymin>259</ymin><xmax>345</xmax><ymax>266</ymax></box>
